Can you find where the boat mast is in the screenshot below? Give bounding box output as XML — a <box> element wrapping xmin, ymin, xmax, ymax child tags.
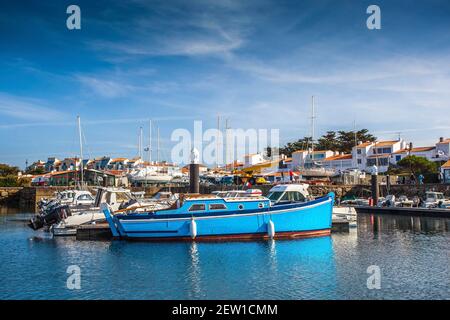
<box><xmin>77</xmin><ymin>115</ymin><xmax>84</xmax><ymax>189</ymax></box>
<box><xmin>309</xmin><ymin>95</ymin><xmax>315</xmax><ymax>168</ymax></box>
<box><xmin>149</xmin><ymin>119</ymin><xmax>152</xmax><ymax>163</ymax></box>
<box><xmin>216</xmin><ymin>115</ymin><xmax>220</xmax><ymax>169</ymax></box>
<box><xmin>157</xmin><ymin>126</ymin><xmax>160</xmax><ymax>163</ymax></box>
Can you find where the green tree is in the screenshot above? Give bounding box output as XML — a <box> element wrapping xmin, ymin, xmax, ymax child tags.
<box><xmin>25</xmin><ymin>167</ymin><xmax>45</xmax><ymax>175</ymax></box>
<box><xmin>0</xmin><ymin>164</ymin><xmax>19</xmax><ymax>177</ymax></box>
<box><xmin>316</xmin><ymin>131</ymin><xmax>339</xmax><ymax>151</ymax></box>
<box><xmin>396</xmin><ymin>155</ymin><xmax>439</xmax><ymax>175</ymax></box>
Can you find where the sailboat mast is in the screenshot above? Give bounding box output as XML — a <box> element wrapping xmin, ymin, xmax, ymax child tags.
<box><xmin>149</xmin><ymin>119</ymin><xmax>152</xmax><ymax>163</ymax></box>
<box><xmin>77</xmin><ymin>115</ymin><xmax>84</xmax><ymax>188</ymax></box>
<box><xmin>311</xmin><ymin>95</ymin><xmax>315</xmax><ymax>155</ymax></box>
<box><xmin>157</xmin><ymin>126</ymin><xmax>160</xmax><ymax>163</ymax></box>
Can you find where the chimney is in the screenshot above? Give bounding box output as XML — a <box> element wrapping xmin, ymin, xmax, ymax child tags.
<box><xmin>439</xmin><ymin>137</ymin><xmax>444</xmax><ymax>143</ymax></box>
<box><xmin>358</xmin><ymin>141</ymin><xmax>362</xmax><ymax>145</ymax></box>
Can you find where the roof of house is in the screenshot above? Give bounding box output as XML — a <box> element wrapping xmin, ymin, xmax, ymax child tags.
<box><xmin>442</xmin><ymin>160</ymin><xmax>450</xmax><ymax>168</ymax></box>
<box><xmin>110</xmin><ymin>158</ymin><xmax>129</xmax><ymax>163</ymax></box>
<box><xmin>393</xmin><ymin>146</ymin><xmax>435</xmax><ymax>154</ymax></box>
<box><xmin>292</xmin><ymin>150</ymin><xmax>331</xmax><ymax>154</ymax></box>
<box><xmin>437</xmin><ymin>138</ymin><xmax>450</xmax><ymax>144</ymax></box>
<box><xmin>373</xmin><ymin>140</ymin><xmax>400</xmax><ymax>147</ymax></box>
<box><xmin>356</xmin><ymin>141</ymin><xmax>373</xmax><ymax>148</ymax></box>
<box><xmin>324</xmin><ymin>154</ymin><xmax>353</xmax><ymax>161</ymax></box>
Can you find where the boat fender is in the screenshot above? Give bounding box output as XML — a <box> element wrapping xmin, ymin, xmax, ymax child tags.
<box><xmin>190</xmin><ymin>219</ymin><xmax>197</xmax><ymax>239</ymax></box>
<box><xmin>267</xmin><ymin>220</ymin><xmax>275</xmax><ymax>239</ymax></box>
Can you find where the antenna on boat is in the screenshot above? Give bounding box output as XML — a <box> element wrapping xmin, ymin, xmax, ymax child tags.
<box><xmin>77</xmin><ymin>115</ymin><xmax>84</xmax><ymax>189</ymax></box>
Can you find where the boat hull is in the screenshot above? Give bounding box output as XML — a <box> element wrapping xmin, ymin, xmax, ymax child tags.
<box><xmin>103</xmin><ymin>194</ymin><xmax>334</xmax><ymax>241</ymax></box>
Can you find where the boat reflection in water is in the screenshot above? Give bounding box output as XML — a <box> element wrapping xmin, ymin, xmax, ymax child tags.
<box><xmin>358</xmin><ymin>213</ymin><xmax>449</xmax><ymax>235</ymax></box>
<box><xmin>181</xmin><ymin>236</ymin><xmax>336</xmax><ymax>299</ymax></box>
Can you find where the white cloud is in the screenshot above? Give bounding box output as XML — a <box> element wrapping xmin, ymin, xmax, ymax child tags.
<box><xmin>0</xmin><ymin>93</ymin><xmax>66</xmax><ymax>121</ymax></box>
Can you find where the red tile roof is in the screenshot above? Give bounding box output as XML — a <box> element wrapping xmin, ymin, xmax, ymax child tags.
<box><xmin>442</xmin><ymin>160</ymin><xmax>450</xmax><ymax>168</ymax></box>
<box><xmin>324</xmin><ymin>154</ymin><xmax>352</xmax><ymax>161</ymax></box>
<box><xmin>393</xmin><ymin>147</ymin><xmax>435</xmax><ymax>154</ymax></box>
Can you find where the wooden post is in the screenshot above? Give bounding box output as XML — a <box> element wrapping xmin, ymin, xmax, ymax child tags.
<box><xmin>371</xmin><ymin>172</ymin><xmax>379</xmax><ymax>206</ymax></box>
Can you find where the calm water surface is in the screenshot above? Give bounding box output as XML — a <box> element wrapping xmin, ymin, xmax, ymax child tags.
<box><xmin>0</xmin><ymin>207</ymin><xmax>448</xmax><ymax>300</ymax></box>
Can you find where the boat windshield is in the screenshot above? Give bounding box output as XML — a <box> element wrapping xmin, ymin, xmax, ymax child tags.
<box><xmin>267</xmin><ymin>191</ymin><xmax>283</xmax><ymax>202</ymax></box>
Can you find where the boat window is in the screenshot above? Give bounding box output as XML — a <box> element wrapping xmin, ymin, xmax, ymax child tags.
<box><xmin>116</xmin><ymin>192</ymin><xmax>131</xmax><ymax>202</ymax></box>
<box><xmin>77</xmin><ymin>194</ymin><xmax>92</xmax><ymax>201</ymax></box>
<box><xmin>209</xmin><ymin>203</ymin><xmax>227</xmax><ymax>210</ymax></box>
<box><xmin>189</xmin><ymin>204</ymin><xmax>206</xmax><ymax>212</ymax></box>
<box><xmin>280</xmin><ymin>192</ymin><xmax>290</xmax><ymax>202</ymax></box>
<box><xmin>289</xmin><ymin>191</ymin><xmax>305</xmax><ymax>202</ymax></box>
<box><xmin>238</xmin><ymin>204</ymin><xmax>244</xmax><ymax>210</ymax></box>
<box><xmin>267</xmin><ymin>192</ymin><xmax>283</xmax><ymax>202</ymax></box>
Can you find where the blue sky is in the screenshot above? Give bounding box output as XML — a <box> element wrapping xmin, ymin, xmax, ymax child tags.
<box><xmin>1</xmin><ymin>0</ymin><xmax>450</xmax><ymax>167</ymax></box>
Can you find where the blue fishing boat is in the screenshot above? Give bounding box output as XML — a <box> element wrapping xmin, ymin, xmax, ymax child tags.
<box><xmin>101</xmin><ymin>184</ymin><xmax>334</xmax><ymax>241</ymax></box>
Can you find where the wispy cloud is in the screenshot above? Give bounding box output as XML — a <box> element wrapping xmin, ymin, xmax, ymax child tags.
<box><xmin>0</xmin><ymin>93</ymin><xmax>66</xmax><ymax>121</ymax></box>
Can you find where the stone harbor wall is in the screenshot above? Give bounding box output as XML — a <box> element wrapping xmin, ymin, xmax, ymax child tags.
<box><xmin>0</xmin><ymin>187</ymin><xmax>22</xmax><ymax>206</ymax></box>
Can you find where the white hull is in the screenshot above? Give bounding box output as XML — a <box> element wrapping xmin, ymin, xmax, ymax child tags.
<box><xmin>131</xmin><ymin>175</ymin><xmax>174</xmax><ymax>183</ymax></box>
<box><xmin>333</xmin><ymin>206</ymin><xmax>357</xmax><ymax>227</ymax></box>
<box><xmin>52</xmin><ymin>212</ymin><xmax>106</xmax><ymax>236</ymax></box>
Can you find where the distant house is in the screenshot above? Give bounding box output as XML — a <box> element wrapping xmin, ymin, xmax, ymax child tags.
<box><xmin>390</xmin><ymin>146</ymin><xmax>436</xmax><ymax>164</ymax></box>
<box><xmin>27</xmin><ymin>160</ymin><xmax>46</xmax><ymax>172</ymax></box>
<box><xmin>60</xmin><ymin>158</ymin><xmax>80</xmax><ymax>171</ymax></box>
<box><xmin>127</xmin><ymin>157</ymin><xmax>143</xmax><ymax>169</ymax></box>
<box><xmin>441</xmin><ymin>160</ymin><xmax>450</xmax><ymax>184</ymax></box>
<box><xmin>48</xmin><ymin>169</ymin><xmax>117</xmax><ymax>187</ymax></box>
<box><xmin>322</xmin><ymin>154</ymin><xmax>353</xmax><ymax>171</ymax></box>
<box><xmin>108</xmin><ymin>158</ymin><xmax>129</xmax><ymax>170</ymax></box>
<box><xmin>435</xmin><ymin>137</ymin><xmax>450</xmax><ymax>161</ymax></box>
<box><xmin>244</xmin><ymin>153</ymin><xmax>265</xmax><ymax>167</ymax></box>
<box><xmin>91</xmin><ymin>156</ymin><xmax>111</xmax><ymax>170</ymax></box>
<box><xmin>44</xmin><ymin>157</ymin><xmax>61</xmax><ymax>172</ymax></box>
<box><xmin>352</xmin><ymin>140</ymin><xmax>406</xmax><ymax>173</ymax></box>
<box><xmin>292</xmin><ymin>150</ymin><xmax>335</xmax><ymax>169</ymax></box>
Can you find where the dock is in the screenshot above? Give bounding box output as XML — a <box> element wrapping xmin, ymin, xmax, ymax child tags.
<box><xmin>76</xmin><ymin>223</ymin><xmax>112</xmax><ymax>240</ymax></box>
<box><xmin>355</xmin><ymin>206</ymin><xmax>450</xmax><ymax>218</ymax></box>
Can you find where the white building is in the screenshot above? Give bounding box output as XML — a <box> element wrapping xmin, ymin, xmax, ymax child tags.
<box><xmin>390</xmin><ymin>146</ymin><xmax>436</xmax><ymax>164</ymax></box>
<box><xmin>322</xmin><ymin>154</ymin><xmax>353</xmax><ymax>171</ymax></box>
<box><xmin>243</xmin><ymin>153</ymin><xmax>265</xmax><ymax>167</ymax></box>
<box><xmin>352</xmin><ymin>140</ymin><xmax>406</xmax><ymax>173</ymax></box>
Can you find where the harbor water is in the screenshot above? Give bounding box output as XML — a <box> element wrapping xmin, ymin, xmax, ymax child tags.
<box><xmin>0</xmin><ymin>207</ymin><xmax>448</xmax><ymax>300</ymax></box>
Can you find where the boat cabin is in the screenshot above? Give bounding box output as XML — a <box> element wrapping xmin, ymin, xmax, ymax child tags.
<box><xmin>267</xmin><ymin>184</ymin><xmax>310</xmax><ymax>205</ymax></box>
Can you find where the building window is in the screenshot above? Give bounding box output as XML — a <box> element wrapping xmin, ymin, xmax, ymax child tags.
<box><xmin>357</xmin><ymin>159</ymin><xmax>362</xmax><ymax>164</ymax></box>
<box><xmin>395</xmin><ymin>155</ymin><xmax>401</xmax><ymax>161</ymax></box>
<box><xmin>357</xmin><ymin>149</ymin><xmax>362</xmax><ymax>155</ymax></box>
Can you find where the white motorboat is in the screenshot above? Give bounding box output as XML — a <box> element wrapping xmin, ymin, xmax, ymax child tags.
<box><xmin>423</xmin><ymin>192</ymin><xmax>450</xmax><ymax>208</ymax></box>
<box><xmin>30</xmin><ymin>188</ymin><xmax>178</xmax><ymax>236</ymax></box>
<box><xmin>332</xmin><ymin>206</ymin><xmax>357</xmax><ymax>227</ymax></box>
